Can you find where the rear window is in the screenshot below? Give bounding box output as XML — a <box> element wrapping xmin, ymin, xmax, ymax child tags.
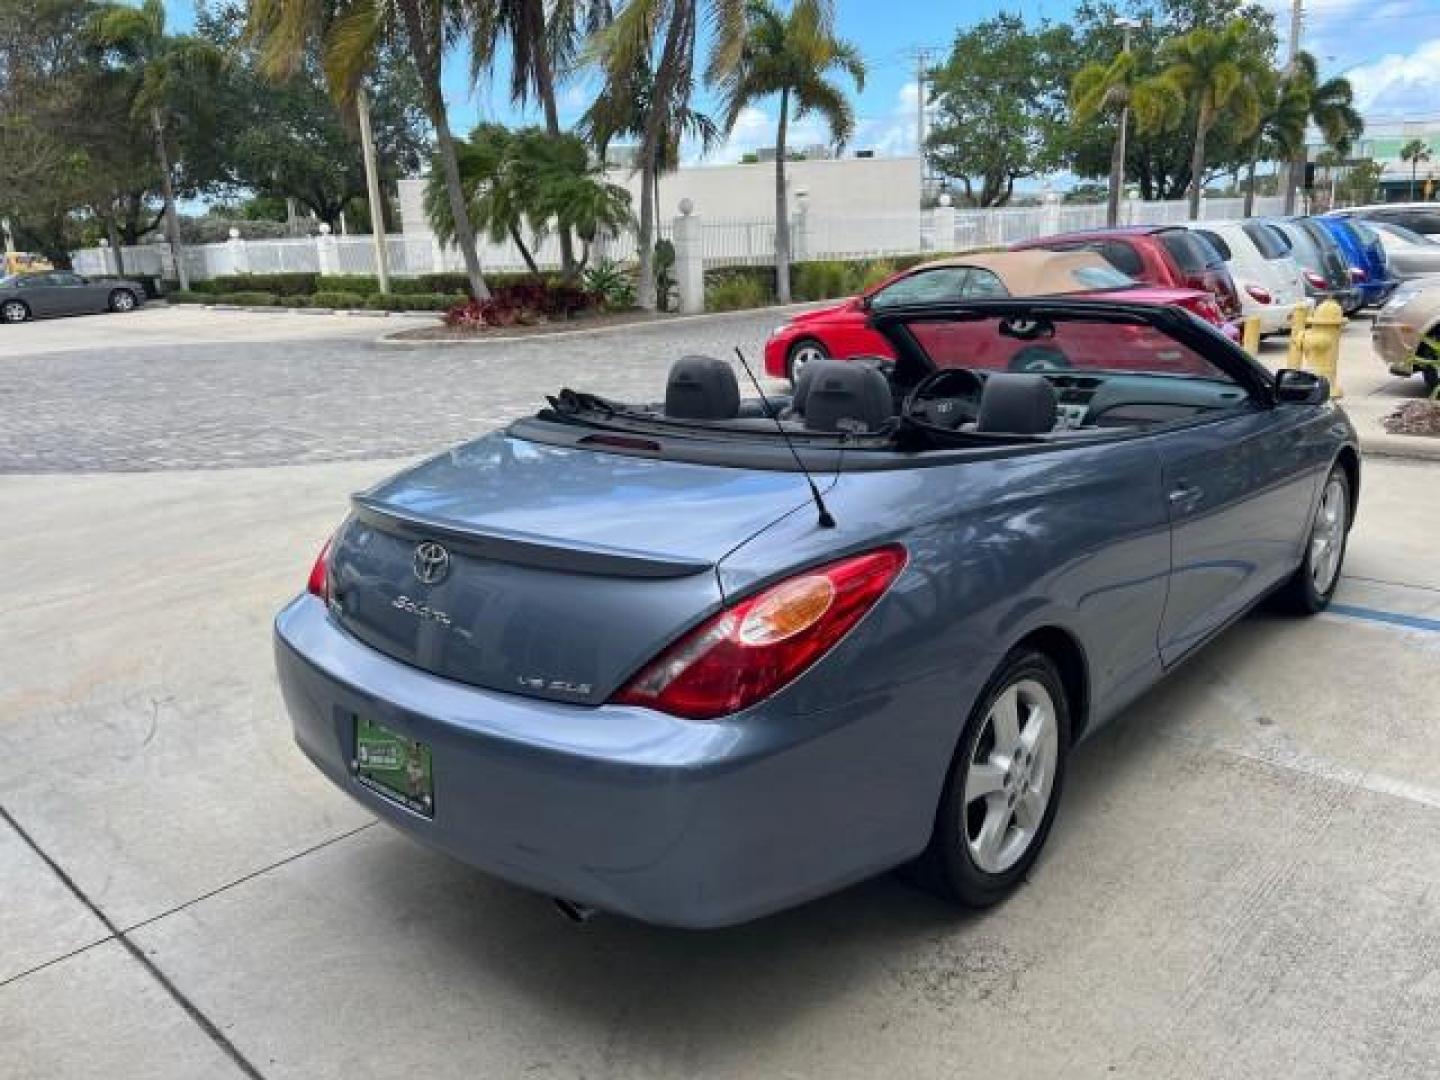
<box><xmin>1070</xmin><ymin>265</ymin><xmax>1135</xmax><ymax>290</ymax></box>
<box><xmin>1160</xmin><ymin>231</ymin><xmax>1221</xmax><ymax>271</ymax></box>
<box><xmin>1193</xmin><ymin>229</ymin><xmax>1233</xmax><ymax>261</ymax></box>
<box><xmin>1243</xmin><ymin>220</ymin><xmax>1291</xmax><ymax>258</ymax></box>
<box><xmin>907</xmin><ymin>316</ymin><xmax>1232</xmax><ymax>380</ymax></box>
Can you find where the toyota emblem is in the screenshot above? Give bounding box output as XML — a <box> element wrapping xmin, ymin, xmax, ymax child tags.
<box><xmin>412</xmin><ymin>541</ymin><xmax>450</xmax><ymax>585</ymax></box>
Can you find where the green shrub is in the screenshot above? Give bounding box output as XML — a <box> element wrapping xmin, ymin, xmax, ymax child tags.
<box><xmin>290</xmin><ymin>296</ymin><xmax>311</xmax><ymax>308</ymax></box>
<box><xmin>792</xmin><ymin>260</ymin><xmax>862</xmax><ymax>301</ymax></box>
<box><xmin>216</xmin><ymin>291</ymin><xmax>279</xmax><ymax>306</ymax></box>
<box><xmin>582</xmin><ymin>258</ymin><xmax>636</xmax><ymax>310</ymax></box>
<box><xmin>167</xmin><ymin>291</ymin><xmax>207</xmax><ymax>304</ymax></box>
<box><xmin>707</xmin><ymin>274</ymin><xmax>774</xmax><ymax>312</ymax></box>
<box><xmin>317</xmin><ymin>274</ymin><xmax>382</xmax><ymax>295</ymax></box>
<box><xmin>364</xmin><ymin>292</ymin><xmax>466</xmax><ymax>311</ymax></box>
<box><xmin>308</xmin><ymin>290</ymin><xmax>366</xmax><ymax>309</ymax></box>
<box><xmin>858</xmin><ymin>258</ymin><xmax>899</xmax><ymax>290</ymax></box>
<box><xmin>206</xmin><ymin>273</ymin><xmax>318</xmax><ymax>297</ymax></box>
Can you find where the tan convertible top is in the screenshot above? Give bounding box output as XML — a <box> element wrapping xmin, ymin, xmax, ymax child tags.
<box><xmin>918</xmin><ymin>250</ymin><xmax>1129</xmax><ymax>296</ymax></box>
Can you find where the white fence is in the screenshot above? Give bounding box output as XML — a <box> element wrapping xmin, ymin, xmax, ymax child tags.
<box><xmin>70</xmin><ymin>195</ymin><xmax>1289</xmax><ymax>283</ymax></box>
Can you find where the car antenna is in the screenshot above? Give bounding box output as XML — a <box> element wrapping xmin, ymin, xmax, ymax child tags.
<box><xmin>733</xmin><ymin>346</ymin><xmax>836</xmax><ymax>529</ymax></box>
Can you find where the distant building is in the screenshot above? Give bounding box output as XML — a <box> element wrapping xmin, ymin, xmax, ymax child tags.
<box><xmin>1308</xmin><ymin>117</ymin><xmax>1440</xmax><ymax>202</ymax></box>
<box><xmin>754</xmin><ymin>144</ymin><xmax>834</xmax><ymax>163</ymax></box>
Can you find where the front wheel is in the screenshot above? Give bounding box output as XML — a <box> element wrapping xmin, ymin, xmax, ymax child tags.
<box><xmin>914</xmin><ymin>649</ymin><xmax>1071</xmax><ymax>908</ymax></box>
<box><xmin>786</xmin><ymin>338</ymin><xmax>829</xmax><ymax>384</ymax></box>
<box><xmin>1</xmin><ymin>299</ymin><xmax>30</xmax><ymax>324</ymax></box>
<box><xmin>1277</xmin><ymin>464</ymin><xmax>1350</xmax><ymax>614</ymax></box>
<box><xmin>108</xmin><ymin>288</ymin><xmax>138</xmax><ymax>313</ymax></box>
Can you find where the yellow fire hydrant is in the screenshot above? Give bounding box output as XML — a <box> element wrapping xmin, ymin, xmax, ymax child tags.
<box><xmin>1241</xmin><ymin>315</ymin><xmax>1261</xmax><ymax>356</ymax></box>
<box><xmin>1300</xmin><ymin>299</ymin><xmax>1345</xmax><ymax>399</ymax></box>
<box><xmin>1286</xmin><ymin>303</ymin><xmax>1308</xmax><ymax>369</ymax></box>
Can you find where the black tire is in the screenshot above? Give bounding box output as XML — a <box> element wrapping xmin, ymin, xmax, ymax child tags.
<box><xmin>1</xmin><ymin>299</ymin><xmax>30</xmax><ymax>324</ymax></box>
<box><xmin>1422</xmin><ymin>366</ymin><xmax>1439</xmax><ymax>393</ymax></box>
<box><xmin>108</xmin><ymin>288</ymin><xmax>138</xmax><ymax>313</ymax></box>
<box><xmin>1275</xmin><ymin>463</ymin><xmax>1351</xmax><ymax>614</ymax></box>
<box><xmin>786</xmin><ymin>338</ymin><xmax>829</xmax><ymax>384</ymax></box>
<box><xmin>913</xmin><ymin>648</ymin><xmax>1072</xmax><ymax>909</ymax></box>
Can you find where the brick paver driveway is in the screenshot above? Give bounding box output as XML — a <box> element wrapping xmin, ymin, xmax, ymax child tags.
<box><xmin>0</xmin><ymin>306</ymin><xmax>789</xmax><ymax>472</ymax></box>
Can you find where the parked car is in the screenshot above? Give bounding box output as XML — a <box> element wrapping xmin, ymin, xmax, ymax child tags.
<box><xmin>1269</xmin><ymin>218</ymin><xmax>1363</xmax><ymax>314</ymax></box>
<box><xmin>1373</xmin><ymin>279</ymin><xmax>1440</xmax><ymax>392</ymax></box>
<box><xmin>276</xmin><ymin>297</ymin><xmax>1359</xmax><ymax>927</ymax></box>
<box><xmin>0</xmin><ymin>271</ymin><xmax>145</xmax><ymax>323</ymax></box>
<box><xmin>763</xmin><ymin>250</ymin><xmax>1227</xmax><ymax>381</ymax></box>
<box><xmin>1011</xmin><ymin>226</ymin><xmax>1244</xmax><ymax>323</ymax></box>
<box><xmin>1329</xmin><ymin>202</ymin><xmax>1440</xmax><ymax>239</ymax></box>
<box><xmin>1315</xmin><ymin>216</ymin><xmax>1396</xmax><ymax>308</ymax></box>
<box><xmin>2</xmin><ymin>251</ymin><xmax>53</xmax><ymax>276</ymax></box>
<box><xmin>1181</xmin><ymin>220</ymin><xmax>1309</xmax><ymax>335</ymax></box>
<box><xmin>1365</xmin><ymin>221</ymin><xmax>1440</xmax><ymax>279</ymax></box>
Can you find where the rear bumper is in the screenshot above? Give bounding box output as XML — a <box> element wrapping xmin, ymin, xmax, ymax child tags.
<box><xmin>1359</xmin><ymin>280</ymin><xmax>1398</xmax><ymax>307</ymax></box>
<box><xmin>274</xmin><ymin>595</ymin><xmax>935</xmax><ymax>927</ymax></box>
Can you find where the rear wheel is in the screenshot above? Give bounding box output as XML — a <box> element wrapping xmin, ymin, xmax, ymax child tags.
<box><xmin>914</xmin><ymin>649</ymin><xmax>1070</xmax><ymax>908</ymax></box>
<box><xmin>786</xmin><ymin>338</ymin><xmax>829</xmax><ymax>383</ymax></box>
<box><xmin>108</xmin><ymin>288</ymin><xmax>137</xmax><ymax>313</ymax></box>
<box><xmin>1277</xmin><ymin>464</ymin><xmax>1350</xmax><ymax>614</ymax></box>
<box><xmin>1</xmin><ymin>299</ymin><xmax>29</xmax><ymax>324</ymax></box>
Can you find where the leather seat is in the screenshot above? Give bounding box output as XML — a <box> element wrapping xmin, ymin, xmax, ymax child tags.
<box><xmin>801</xmin><ymin>359</ymin><xmax>894</xmax><ymax>433</ymax></box>
<box><xmin>664</xmin><ymin>356</ymin><xmax>740</xmax><ymax>420</ymax></box>
<box><xmin>975</xmin><ymin>374</ymin><xmax>1058</xmax><ymax>434</ymax></box>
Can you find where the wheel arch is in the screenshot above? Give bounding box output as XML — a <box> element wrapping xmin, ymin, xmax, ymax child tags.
<box><xmin>1009</xmin><ymin>624</ymin><xmax>1091</xmax><ymax>744</ymax></box>
<box><xmin>1334</xmin><ymin>444</ymin><xmax>1360</xmax><ymax>527</ymax></box>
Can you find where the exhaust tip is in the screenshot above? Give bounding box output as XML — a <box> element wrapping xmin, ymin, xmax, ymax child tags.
<box><xmin>552</xmin><ymin>897</ymin><xmax>597</xmax><ymax>924</ymax></box>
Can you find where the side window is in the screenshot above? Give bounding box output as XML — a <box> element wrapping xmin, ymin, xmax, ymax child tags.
<box><xmin>1160</xmin><ymin>231</ymin><xmax>1213</xmax><ymax>272</ymax></box>
<box><xmin>869</xmin><ymin>267</ymin><xmax>970</xmax><ymax>309</ymax></box>
<box><xmin>48</xmin><ymin>272</ymin><xmax>84</xmax><ymax>287</ymax></box>
<box><xmin>1097</xmin><ymin>241</ymin><xmax>1144</xmax><ymax>276</ymax></box>
<box><xmin>962</xmin><ymin>269</ymin><xmax>1008</xmax><ymax>298</ymax></box>
<box><xmin>1194</xmin><ymin>229</ymin><xmax>1232</xmax><ymax>261</ymax></box>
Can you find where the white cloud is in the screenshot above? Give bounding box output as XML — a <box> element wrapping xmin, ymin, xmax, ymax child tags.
<box><xmin>1343</xmin><ymin>38</ymin><xmax>1440</xmax><ymax>115</ymax></box>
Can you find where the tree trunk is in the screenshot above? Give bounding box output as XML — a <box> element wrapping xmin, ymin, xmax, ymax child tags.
<box><xmin>635</xmin><ymin>6</ymin><xmax>692</xmax><ymax>312</ymax></box>
<box><xmin>106</xmin><ymin>216</ymin><xmax>125</xmax><ymax>277</ymax></box>
<box><xmin>151</xmin><ymin>108</ymin><xmax>188</xmax><ymax>292</ymax></box>
<box><xmin>509</xmin><ymin>223</ymin><xmax>540</xmax><ymax>275</ymax></box>
<box><xmin>773</xmin><ymin>86</ymin><xmax>791</xmax><ymax>305</ymax></box>
<box><xmin>1188</xmin><ymin>112</ymin><xmax>1209</xmax><ymax>221</ymax></box>
<box><xmin>636</xmin><ymin>142</ymin><xmax>657</xmax><ymax>310</ymax></box>
<box><xmin>529</xmin><ymin>3</ymin><xmax>577</xmax><ymax>279</ymax></box>
<box><xmin>434</xmin><ymin>115</ymin><xmax>491</xmax><ymax>300</ymax></box>
<box><xmin>1283</xmin><ymin>150</ymin><xmax>1303</xmax><ymax>214</ymax></box>
<box><xmin>1106</xmin><ymin>111</ymin><xmax>1125</xmax><ymax>228</ymax></box>
<box><xmin>1243</xmin><ymin>139</ymin><xmax>1259</xmax><ymax>218</ymax></box>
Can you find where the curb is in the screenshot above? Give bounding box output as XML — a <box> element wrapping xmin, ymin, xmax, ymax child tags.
<box><xmin>182</xmin><ymin>303</ymin><xmax>437</xmax><ymax>320</ymax></box>
<box><xmin>1356</xmin><ymin>429</ymin><xmax>1440</xmax><ymax>461</ymax></box>
<box><xmin>372</xmin><ymin>300</ymin><xmax>828</xmax><ymax>349</ymax></box>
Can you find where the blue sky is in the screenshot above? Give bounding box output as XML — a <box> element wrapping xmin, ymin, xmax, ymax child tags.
<box><xmin>166</xmin><ymin>0</ymin><xmax>1440</xmax><ymax>163</ymax></box>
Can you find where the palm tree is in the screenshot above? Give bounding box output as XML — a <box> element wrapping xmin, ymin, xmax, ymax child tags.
<box><xmin>1282</xmin><ymin>52</ymin><xmax>1363</xmax><ymax>214</ymax></box>
<box><xmin>467</xmin><ymin>0</ymin><xmax>613</xmax><ymax>276</ymax></box>
<box><xmin>1156</xmin><ymin>20</ymin><xmax>1261</xmax><ymax>220</ymax></box>
<box><xmin>715</xmin><ymin>0</ymin><xmax>863</xmax><ymax>303</ymax></box>
<box><xmin>1071</xmin><ymin>47</ymin><xmax>1181</xmax><ymax>226</ymax></box>
<box><xmin>249</xmin><ymin>0</ymin><xmax>492</xmax><ymax>299</ymax></box>
<box><xmin>1401</xmin><ymin>138</ymin><xmax>1431</xmax><ymax>201</ymax></box>
<box><xmin>591</xmin><ymin>0</ymin><xmax>745</xmax><ymax>309</ymax></box>
<box><xmin>1242</xmin><ymin>67</ymin><xmax>1308</xmax><ymax>217</ymax></box>
<box><xmin>87</xmin><ymin>0</ymin><xmax>222</xmax><ymax>291</ymax></box>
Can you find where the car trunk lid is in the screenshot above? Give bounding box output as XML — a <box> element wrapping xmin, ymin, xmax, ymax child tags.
<box><xmin>326</xmin><ymin>432</ymin><xmax>815</xmax><ymax>705</ymax></box>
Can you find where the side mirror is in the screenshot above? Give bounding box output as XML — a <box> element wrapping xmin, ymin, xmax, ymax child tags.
<box><xmin>1274</xmin><ymin>368</ymin><xmax>1330</xmax><ymax>405</ymax></box>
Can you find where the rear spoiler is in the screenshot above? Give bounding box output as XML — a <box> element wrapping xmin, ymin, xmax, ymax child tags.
<box><xmin>350</xmin><ymin>495</ymin><xmax>714</xmax><ymax>579</ymax></box>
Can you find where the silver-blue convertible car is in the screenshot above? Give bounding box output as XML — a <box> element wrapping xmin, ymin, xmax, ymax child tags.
<box><xmin>275</xmin><ymin>298</ymin><xmax>1359</xmax><ymax>927</ymax></box>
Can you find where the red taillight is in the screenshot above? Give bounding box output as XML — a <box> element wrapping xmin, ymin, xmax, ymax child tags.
<box><xmin>1304</xmin><ymin>270</ymin><xmax>1327</xmax><ymax>288</ymax></box>
<box><xmin>610</xmin><ymin>545</ymin><xmax>907</xmax><ymax>719</ymax></box>
<box><xmin>1179</xmin><ymin>295</ymin><xmax>1225</xmax><ymax>326</ymax></box>
<box><xmin>1245</xmin><ymin>284</ymin><xmax>1273</xmax><ymax>305</ymax></box>
<box><xmin>1350</xmin><ymin>266</ymin><xmax>1367</xmax><ymax>282</ymax></box>
<box><xmin>306</xmin><ymin>536</ymin><xmax>333</xmax><ymax>599</ymax></box>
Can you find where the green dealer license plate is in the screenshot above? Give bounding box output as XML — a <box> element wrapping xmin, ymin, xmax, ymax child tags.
<box><xmin>354</xmin><ymin>716</ymin><xmax>434</xmax><ymax>817</ymax></box>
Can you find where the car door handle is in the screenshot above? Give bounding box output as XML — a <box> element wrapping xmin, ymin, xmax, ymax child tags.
<box><xmin>1168</xmin><ymin>482</ymin><xmax>1203</xmax><ymax>512</ymax></box>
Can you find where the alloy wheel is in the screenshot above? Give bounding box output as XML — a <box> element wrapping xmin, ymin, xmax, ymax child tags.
<box><xmin>1</xmin><ymin>300</ymin><xmax>27</xmax><ymax>323</ymax></box>
<box><xmin>1310</xmin><ymin>475</ymin><xmax>1347</xmax><ymax>594</ymax></box>
<box><xmin>963</xmin><ymin>678</ymin><xmax>1059</xmax><ymax>874</ymax></box>
<box><xmin>788</xmin><ymin>341</ymin><xmax>827</xmax><ymax>380</ymax></box>
<box><xmin>111</xmin><ymin>290</ymin><xmax>136</xmax><ymax>312</ymax></box>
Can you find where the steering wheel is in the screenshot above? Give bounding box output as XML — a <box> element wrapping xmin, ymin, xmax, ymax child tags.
<box><xmin>902</xmin><ymin>368</ymin><xmax>985</xmax><ymax>429</ymax></box>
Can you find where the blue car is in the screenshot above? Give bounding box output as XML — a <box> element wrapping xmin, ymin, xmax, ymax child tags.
<box><xmin>1316</xmin><ymin>216</ymin><xmax>1397</xmax><ymax>309</ymax></box>
<box><xmin>275</xmin><ymin>299</ymin><xmax>1360</xmax><ymax>927</ymax></box>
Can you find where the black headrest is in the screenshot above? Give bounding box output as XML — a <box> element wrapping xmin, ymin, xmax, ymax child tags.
<box><xmin>665</xmin><ymin>355</ymin><xmax>740</xmax><ymax>420</ymax></box>
<box><xmin>802</xmin><ymin>359</ymin><xmax>894</xmax><ymax>433</ymax></box>
<box><xmin>976</xmin><ymin>373</ymin><xmax>1058</xmax><ymax>434</ymax></box>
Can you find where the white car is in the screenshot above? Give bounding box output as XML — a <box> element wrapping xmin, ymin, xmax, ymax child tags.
<box><xmin>1180</xmin><ymin>220</ymin><xmax>1310</xmax><ymax>335</ymax></box>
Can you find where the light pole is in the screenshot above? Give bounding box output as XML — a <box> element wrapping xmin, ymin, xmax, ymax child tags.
<box><xmin>1109</xmin><ymin>17</ymin><xmax>1142</xmax><ymax>228</ymax></box>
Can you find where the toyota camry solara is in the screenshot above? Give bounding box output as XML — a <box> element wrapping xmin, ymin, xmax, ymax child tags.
<box><xmin>275</xmin><ymin>298</ymin><xmax>1359</xmax><ymax>928</ymax></box>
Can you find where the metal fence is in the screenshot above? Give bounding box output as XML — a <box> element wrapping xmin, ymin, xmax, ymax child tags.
<box><xmin>70</xmin><ymin>195</ymin><xmax>1291</xmax><ymax>282</ymax></box>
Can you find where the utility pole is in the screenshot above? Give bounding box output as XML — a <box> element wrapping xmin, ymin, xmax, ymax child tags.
<box><xmin>356</xmin><ymin>87</ymin><xmax>391</xmax><ymax>294</ymax></box>
<box><xmin>910</xmin><ymin>46</ymin><xmax>937</xmax><ymax>209</ymax></box>
<box><xmin>1283</xmin><ymin>0</ymin><xmax>1305</xmax><ymax>213</ymax></box>
<box><xmin>1110</xmin><ymin>17</ymin><xmax>1142</xmax><ymax>227</ymax></box>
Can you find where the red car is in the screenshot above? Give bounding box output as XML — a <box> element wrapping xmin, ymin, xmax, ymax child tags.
<box><xmin>763</xmin><ymin>250</ymin><xmax>1229</xmax><ymax>382</ymax></box>
<box><xmin>1011</xmin><ymin>226</ymin><xmax>1243</xmax><ymax>323</ymax></box>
